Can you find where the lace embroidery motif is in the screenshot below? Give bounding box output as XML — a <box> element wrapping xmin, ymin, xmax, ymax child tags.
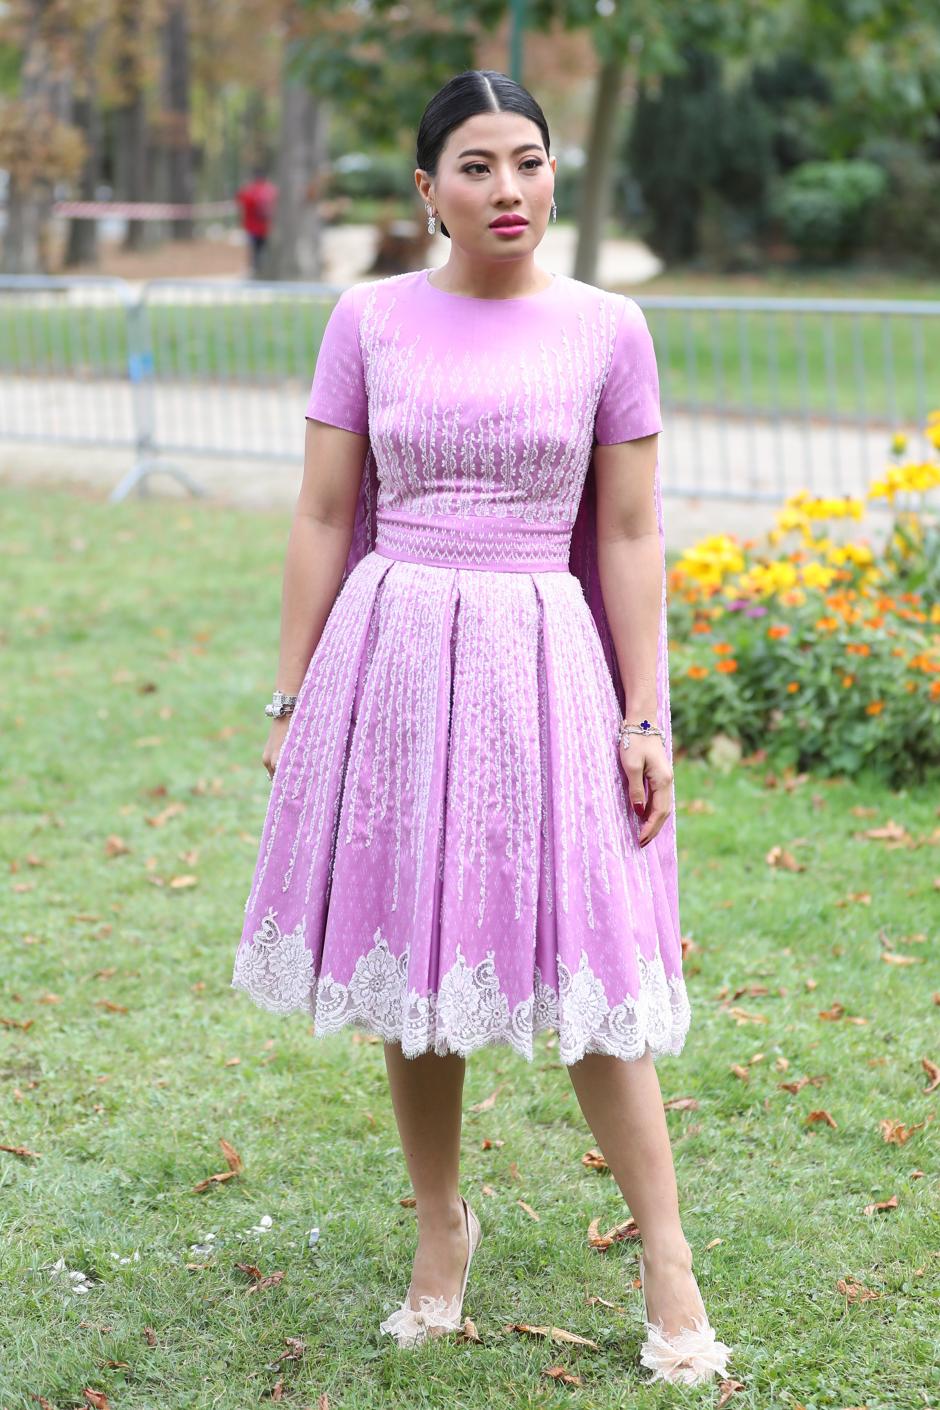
<box><xmin>231</xmin><ymin>906</ymin><xmax>691</xmax><ymax>1065</ymax></box>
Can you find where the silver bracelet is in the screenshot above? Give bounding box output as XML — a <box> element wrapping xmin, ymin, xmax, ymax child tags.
<box><xmin>265</xmin><ymin>690</ymin><xmax>297</xmax><ymax>719</ymax></box>
<box><xmin>618</xmin><ymin>716</ymin><xmax>665</xmax><ymax>750</ymax></box>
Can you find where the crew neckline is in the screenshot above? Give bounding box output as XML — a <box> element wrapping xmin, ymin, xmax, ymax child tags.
<box><xmin>422</xmin><ymin>268</ymin><xmax>558</xmax><ymax>303</ymax></box>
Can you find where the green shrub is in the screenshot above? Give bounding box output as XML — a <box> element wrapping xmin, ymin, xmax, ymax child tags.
<box><xmin>770</xmin><ymin>159</ymin><xmax>887</xmax><ymax>263</ymax></box>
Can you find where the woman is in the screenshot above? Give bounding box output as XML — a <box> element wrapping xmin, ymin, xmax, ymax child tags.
<box><xmin>231</xmin><ymin>69</ymin><xmax>733</xmax><ymax>1386</ymax></box>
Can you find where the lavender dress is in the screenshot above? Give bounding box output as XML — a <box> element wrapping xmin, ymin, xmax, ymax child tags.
<box><xmin>231</xmin><ymin>267</ymin><xmax>691</xmax><ymax>1065</ymax></box>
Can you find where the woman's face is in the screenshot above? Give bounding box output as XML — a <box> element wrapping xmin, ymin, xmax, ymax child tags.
<box><xmin>417</xmin><ymin>112</ymin><xmax>556</xmax><ymax>257</ymax></box>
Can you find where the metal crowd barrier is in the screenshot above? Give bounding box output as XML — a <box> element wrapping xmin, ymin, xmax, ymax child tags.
<box><xmin>0</xmin><ymin>274</ymin><xmax>937</xmax><ymax>505</ymax></box>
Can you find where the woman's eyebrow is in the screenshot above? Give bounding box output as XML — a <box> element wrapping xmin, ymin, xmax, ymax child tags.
<box><xmin>456</xmin><ymin>144</ymin><xmax>543</xmax><ymax>158</ymax></box>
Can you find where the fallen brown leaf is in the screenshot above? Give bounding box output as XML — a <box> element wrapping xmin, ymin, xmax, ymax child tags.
<box><xmin>542</xmin><ymin>1365</ymin><xmax>584</xmax><ymax>1386</ymax></box>
<box><xmin>219</xmin><ymin>1138</ymin><xmax>243</xmax><ymax>1173</ymax></box>
<box><xmin>805</xmin><ymin>1109</ymin><xmax>838</xmax><ymax>1128</ymax></box>
<box><xmin>862</xmin><ymin>1195</ymin><xmax>898</xmax><ymax>1215</ymax></box>
<box><xmin>766</xmin><ymin>845</ymin><xmax>805</xmax><ymax>871</ymax></box>
<box><xmin>146</xmin><ymin>802</ymin><xmax>186</xmax><ymax>828</ymax></box>
<box><xmin>857</xmin><ymin>819</ymin><xmax>912</xmax><ymax>846</ymax></box>
<box><xmin>879</xmin><ymin>1117</ymin><xmax>930</xmax><ymax>1144</ymax></box>
<box><xmin>837</xmin><ymin>1276</ymin><xmax>881</xmax><ymax>1303</ymax></box>
<box><xmin>235</xmin><ymin>1263</ymin><xmax>286</xmax><ymax>1293</ymax></box>
<box><xmin>192</xmin><ymin>1170</ymin><xmax>238</xmax><ymax>1193</ymax></box>
<box><xmin>582</xmin><ymin>1148</ymin><xmax>608</xmax><ymax>1171</ymax></box>
<box><xmin>587</xmin><ymin>1215</ymin><xmax>638</xmax><ymax>1251</ymax></box>
<box><xmin>506</xmin><ymin>1323</ymin><xmax>600</xmax><ymax>1350</ymax></box>
<box><xmin>726</xmin><ymin>1007</ymin><xmax>769</xmax><ymax>1025</ymax></box>
<box><xmin>469</xmin><ymin>1087</ymin><xmax>502</xmax><ymax>1113</ymax></box>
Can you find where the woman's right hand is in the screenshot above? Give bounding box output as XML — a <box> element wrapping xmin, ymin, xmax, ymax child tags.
<box><xmin>262</xmin><ymin>715</ymin><xmax>292</xmax><ymax>781</ymax></box>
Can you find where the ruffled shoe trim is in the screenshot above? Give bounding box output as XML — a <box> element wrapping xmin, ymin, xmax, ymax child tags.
<box><xmin>638</xmin><ymin>1254</ymin><xmax>733</xmax><ymax>1386</ymax></box>
<box><xmin>378</xmin><ymin>1291</ymin><xmax>464</xmax><ymax>1348</ymax></box>
<box><xmin>639</xmin><ymin>1314</ymin><xmax>733</xmax><ymax>1386</ymax></box>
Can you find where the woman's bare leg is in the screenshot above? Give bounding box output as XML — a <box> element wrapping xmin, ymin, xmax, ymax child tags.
<box><xmin>383</xmin><ymin>1043</ymin><xmax>471</xmax><ymax>1323</ymax></box>
<box><xmin>566</xmin><ymin>1049</ymin><xmax>710</xmax><ymax>1336</ymax></box>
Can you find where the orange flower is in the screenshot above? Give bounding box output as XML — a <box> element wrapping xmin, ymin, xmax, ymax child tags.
<box><xmin>786</xmin><ymin>681</ymin><xmax>801</xmax><ymax>693</ymax></box>
<box><xmin>930</xmin><ymin>681</ymin><xmax>940</xmax><ymax>700</ymax></box>
<box><xmin>841</xmin><ymin>674</ymin><xmax>855</xmax><ymax>687</ymax></box>
<box><xmin>767</xmin><ymin>624</ymin><xmax>790</xmax><ymax>639</ymax></box>
<box><xmin>692</xmin><ymin>621</ymin><xmax>712</xmax><ymax>635</ymax></box>
<box><xmin>815</xmin><ymin>616</ymin><xmax>840</xmax><ymax>632</ymax></box>
<box><xmin>846</xmin><ymin>642</ymin><xmax>871</xmax><ymax>656</ymax></box>
<box><xmin>687</xmin><ymin>664</ymin><xmax>709</xmax><ymax>679</ymax></box>
<box><xmin>713</xmin><ymin>642</ymin><xmax>735</xmax><ymax>655</ymax></box>
<box><xmin>866</xmin><ymin>616</ymin><xmax>885</xmax><ymax>630</ymax></box>
<box><xmin>891</xmin><ymin>646</ymin><xmax>906</xmax><ymax>657</ymax></box>
<box><xmin>715</xmin><ymin>659</ymin><xmax>738</xmax><ymax>674</ymax></box>
<box><xmin>865</xmin><ymin>700</ymin><xmax>885</xmax><ymax>715</ymax></box>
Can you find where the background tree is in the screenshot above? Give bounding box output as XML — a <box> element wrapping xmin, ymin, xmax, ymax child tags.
<box><xmin>0</xmin><ymin>0</ymin><xmax>86</xmax><ymax>273</ymax></box>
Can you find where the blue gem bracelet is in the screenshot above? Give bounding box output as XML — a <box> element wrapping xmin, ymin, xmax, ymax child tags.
<box><xmin>618</xmin><ymin>717</ymin><xmax>665</xmax><ymax>750</ymax></box>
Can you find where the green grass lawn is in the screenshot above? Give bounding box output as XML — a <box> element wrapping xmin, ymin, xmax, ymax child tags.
<box><xmin>1</xmin><ymin>483</ymin><xmax>937</xmax><ymax>1409</ymax></box>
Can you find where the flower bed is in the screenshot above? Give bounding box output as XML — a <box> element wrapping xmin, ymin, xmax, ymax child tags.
<box><xmin>667</xmin><ymin>413</ymin><xmax>940</xmax><ymax>783</ymax></box>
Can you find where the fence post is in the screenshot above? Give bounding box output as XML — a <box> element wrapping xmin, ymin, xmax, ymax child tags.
<box><xmin>108</xmin><ymin>281</ymin><xmax>207</xmax><ymax>502</ymax></box>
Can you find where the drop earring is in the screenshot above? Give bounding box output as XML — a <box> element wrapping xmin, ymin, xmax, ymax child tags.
<box><xmin>551</xmin><ymin>197</ymin><xmax>557</xmax><ymax>223</ymax></box>
<box><xmin>426</xmin><ymin>203</ymin><xmax>436</xmax><ymax>235</ymax></box>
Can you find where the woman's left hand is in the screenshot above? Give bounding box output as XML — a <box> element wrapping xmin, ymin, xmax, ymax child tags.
<box><xmin>618</xmin><ymin>736</ymin><xmax>673</xmax><ymax>847</ymax></box>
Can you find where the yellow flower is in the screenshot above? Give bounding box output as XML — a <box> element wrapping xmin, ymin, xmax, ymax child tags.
<box><xmin>675</xmin><ymin>535</ymin><xmax>746</xmax><ymax>585</ymax></box>
<box><xmin>843</xmin><ymin>542</ymin><xmax>875</xmax><ymax>567</ymax></box>
<box><xmin>802</xmin><ymin>561</ymin><xmax>837</xmax><ymax>590</ymax></box>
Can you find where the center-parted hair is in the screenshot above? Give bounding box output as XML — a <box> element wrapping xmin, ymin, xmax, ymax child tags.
<box><xmin>416</xmin><ymin>69</ymin><xmax>552</xmax><ymax>239</ymax></box>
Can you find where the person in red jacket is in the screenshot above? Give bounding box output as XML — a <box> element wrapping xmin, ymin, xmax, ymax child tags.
<box><xmin>236</xmin><ymin>168</ymin><xmax>277</xmax><ymax>278</ymax></box>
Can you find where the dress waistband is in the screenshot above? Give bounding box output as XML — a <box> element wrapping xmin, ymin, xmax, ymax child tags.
<box><xmin>373</xmin><ymin>509</ymin><xmax>574</xmax><ymax>573</ymax></box>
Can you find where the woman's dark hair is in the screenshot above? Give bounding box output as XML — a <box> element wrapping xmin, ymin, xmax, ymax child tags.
<box><xmin>416</xmin><ymin>70</ymin><xmax>551</xmax><ymax>239</ymax></box>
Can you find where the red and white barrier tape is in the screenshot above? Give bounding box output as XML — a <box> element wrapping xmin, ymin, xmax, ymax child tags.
<box><xmin>52</xmin><ymin>200</ymin><xmax>237</xmax><ymax>220</ymax></box>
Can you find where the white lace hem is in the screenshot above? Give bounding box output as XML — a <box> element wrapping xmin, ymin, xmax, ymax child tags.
<box><xmin>231</xmin><ymin>907</ymin><xmax>691</xmax><ymax>1066</ymax></box>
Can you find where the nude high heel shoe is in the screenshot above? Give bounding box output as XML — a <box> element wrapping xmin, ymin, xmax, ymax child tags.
<box><xmin>379</xmin><ymin>1195</ymin><xmax>482</xmax><ymax>1348</ymax></box>
<box><xmin>637</xmin><ymin>1250</ymin><xmax>733</xmax><ymax>1386</ymax></box>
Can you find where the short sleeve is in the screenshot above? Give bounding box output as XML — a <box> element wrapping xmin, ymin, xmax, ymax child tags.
<box><xmin>593</xmin><ymin>296</ymin><xmax>663</xmax><ymax>445</ymax></box>
<box><xmin>304</xmin><ymin>286</ymin><xmax>369</xmax><ymax>435</ymax></box>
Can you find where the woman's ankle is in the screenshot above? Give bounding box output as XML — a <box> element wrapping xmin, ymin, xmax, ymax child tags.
<box><xmin>640</xmin><ymin>1235</ymin><xmax>693</xmax><ymax>1271</ymax></box>
<box><xmin>415</xmin><ymin>1194</ymin><xmax>465</xmax><ymax>1235</ymax></box>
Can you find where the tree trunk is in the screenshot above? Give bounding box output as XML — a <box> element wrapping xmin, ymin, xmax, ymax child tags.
<box><xmin>114</xmin><ymin>0</ymin><xmax>153</xmax><ymax>252</ymax></box>
<box><xmin>163</xmin><ymin>0</ymin><xmax>195</xmax><ymax>240</ymax></box>
<box><xmin>266</xmin><ymin>69</ymin><xmax>324</xmax><ymax>280</ymax></box>
<box><xmin>0</xmin><ymin>3</ymin><xmax>76</xmax><ymax>274</ymax></box>
<box><xmin>574</xmin><ymin>55</ymin><xmax>626</xmax><ymax>287</ymax></box>
<box><xmin>64</xmin><ymin>50</ymin><xmax>104</xmax><ymax>269</ymax></box>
